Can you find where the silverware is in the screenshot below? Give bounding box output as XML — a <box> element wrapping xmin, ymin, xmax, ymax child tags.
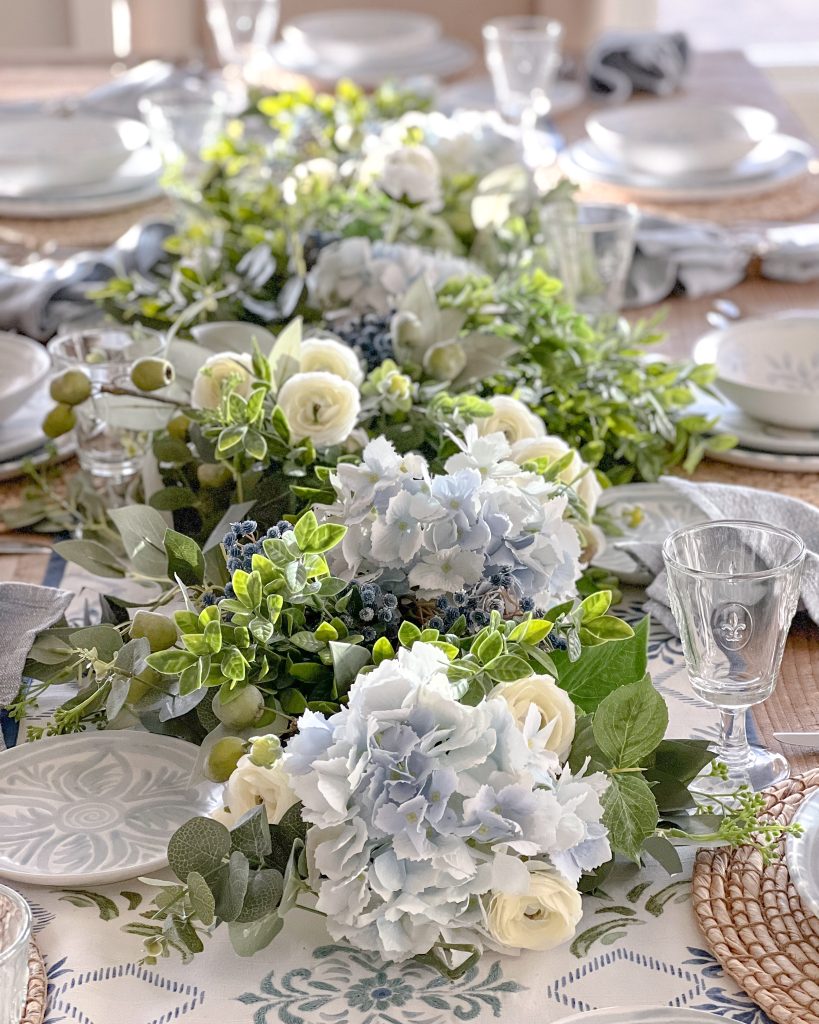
<box><xmin>773</xmin><ymin>732</ymin><xmax>819</xmax><ymax>749</ymax></box>
<box><xmin>0</xmin><ymin>541</ymin><xmax>53</xmax><ymax>556</ymax></box>
<box><xmin>706</xmin><ymin>298</ymin><xmax>743</xmax><ymax>331</ymax></box>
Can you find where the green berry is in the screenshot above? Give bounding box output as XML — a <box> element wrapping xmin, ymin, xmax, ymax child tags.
<box><xmin>212</xmin><ymin>685</ymin><xmax>264</xmax><ymax>729</ymax></box>
<box><xmin>130</xmin><ymin>357</ymin><xmax>175</xmax><ymax>392</ymax></box>
<box><xmin>49</xmin><ymin>369</ymin><xmax>91</xmax><ymax>406</ymax></box>
<box><xmin>248</xmin><ymin>734</ymin><xmax>282</xmax><ymax>768</ymax></box>
<box><xmin>167</xmin><ymin>414</ymin><xmax>190</xmax><ymax>441</ymax></box>
<box><xmin>131</xmin><ymin>610</ymin><xmax>178</xmax><ymax>653</ymax></box>
<box><xmin>197</xmin><ymin>463</ymin><xmax>233</xmax><ymax>489</ymax></box>
<box><xmin>127</xmin><ymin>665</ymin><xmax>162</xmax><ymax>704</ymax></box>
<box><xmin>205</xmin><ymin>736</ymin><xmax>246</xmax><ymax>782</ymax></box>
<box><xmin>42</xmin><ymin>403</ymin><xmax>76</xmax><ymax>438</ymax></box>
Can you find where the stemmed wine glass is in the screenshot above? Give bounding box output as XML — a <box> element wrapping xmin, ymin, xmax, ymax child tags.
<box><xmin>663</xmin><ymin>520</ymin><xmax>805</xmax><ymax>794</ymax></box>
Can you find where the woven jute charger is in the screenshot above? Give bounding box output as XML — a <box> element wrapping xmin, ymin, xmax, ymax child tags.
<box><xmin>693</xmin><ymin>768</ymin><xmax>819</xmax><ymax>1024</ymax></box>
<box><xmin>21</xmin><ymin>941</ymin><xmax>46</xmax><ymax>1024</ymax></box>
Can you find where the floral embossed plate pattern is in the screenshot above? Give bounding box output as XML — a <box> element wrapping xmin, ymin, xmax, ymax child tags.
<box><xmin>0</xmin><ymin>732</ymin><xmax>221</xmax><ymax>885</ymax></box>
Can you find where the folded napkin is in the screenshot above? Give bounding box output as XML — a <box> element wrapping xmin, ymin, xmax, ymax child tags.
<box><xmin>618</xmin><ymin>476</ymin><xmax>819</xmax><ymax>636</ymax></box>
<box><xmin>587</xmin><ymin>31</ymin><xmax>689</xmax><ymax>103</ymax></box>
<box><xmin>761</xmin><ymin>223</ymin><xmax>819</xmax><ymax>283</ymax></box>
<box><xmin>0</xmin><ymin>582</ymin><xmax>73</xmax><ymax>750</ymax></box>
<box><xmin>0</xmin><ymin>220</ymin><xmax>173</xmax><ymax>340</ymax></box>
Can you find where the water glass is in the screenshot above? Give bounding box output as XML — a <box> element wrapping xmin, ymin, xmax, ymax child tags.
<box><xmin>0</xmin><ymin>884</ymin><xmax>31</xmax><ymax>1023</ymax></box>
<box><xmin>663</xmin><ymin>520</ymin><xmax>805</xmax><ymax>793</ymax></box>
<box><xmin>47</xmin><ymin>327</ymin><xmax>165</xmax><ymax>486</ymax></box>
<box><xmin>139</xmin><ymin>84</ymin><xmax>226</xmax><ymax>185</ymax></box>
<box><xmin>539</xmin><ymin>202</ymin><xmax>638</xmax><ymax>323</ymax></box>
<box><xmin>205</xmin><ymin>0</ymin><xmax>280</xmax><ymax>69</ymax></box>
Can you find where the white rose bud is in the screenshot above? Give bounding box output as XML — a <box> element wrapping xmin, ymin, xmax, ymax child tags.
<box><xmin>488</xmin><ymin>870</ymin><xmax>583</xmax><ymax>951</ymax></box>
<box><xmin>277</xmin><ymin>370</ymin><xmax>360</xmax><ymax>449</ymax></box>
<box><xmin>379</xmin><ymin>144</ymin><xmax>442</xmax><ymax>208</ymax></box>
<box><xmin>300</xmin><ymin>336</ymin><xmax>364</xmax><ymax>386</ymax></box>
<box><xmin>511</xmin><ymin>436</ymin><xmax>603</xmax><ymax>516</ymax></box>
<box><xmin>490</xmin><ymin>673</ymin><xmax>576</xmax><ymax>760</ymax></box>
<box><xmin>215</xmin><ymin>754</ymin><xmax>298</xmax><ymax>828</ymax></box>
<box><xmin>478</xmin><ymin>396</ymin><xmax>546</xmax><ymax>444</ymax></box>
<box><xmin>190</xmin><ymin>352</ymin><xmax>254</xmax><ymax>411</ymax></box>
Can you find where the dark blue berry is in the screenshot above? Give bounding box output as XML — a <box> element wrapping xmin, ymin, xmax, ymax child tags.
<box><xmin>359</xmin><ymin>606</ymin><xmax>375</xmax><ymax>622</ymax></box>
<box><xmin>382</xmin><ymin>593</ymin><xmax>398</xmax><ymax>609</ymax></box>
<box><xmin>378</xmin><ymin>608</ymin><xmax>393</xmax><ymax>623</ymax></box>
<box><xmin>362</xmin><ymin>626</ymin><xmax>377</xmax><ymax>643</ymax></box>
<box><xmin>520</xmin><ymin>597</ymin><xmax>535</xmax><ymax>612</ymax></box>
<box><xmin>428</xmin><ymin>616</ymin><xmax>444</xmax><ymax>630</ymax></box>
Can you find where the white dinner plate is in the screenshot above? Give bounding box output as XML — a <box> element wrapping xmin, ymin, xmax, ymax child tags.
<box><xmin>0</xmin><ymin>332</ymin><xmax>50</xmax><ymax>422</ymax></box>
<box><xmin>594</xmin><ymin>482</ymin><xmax>706</xmax><ymax>585</ymax></box>
<box><xmin>2</xmin><ymin>145</ymin><xmax>162</xmax><ymax>203</ymax></box>
<box><xmin>439</xmin><ymin>75</ymin><xmax>585</xmax><ymax>117</ymax></box>
<box><xmin>555</xmin><ymin>1007</ymin><xmax>725</xmax><ymax>1024</ymax></box>
<box><xmin>0</xmin><ymin>435</ymin><xmax>75</xmax><ymax>482</ymax></box>
<box><xmin>0</xmin><ymin>731</ymin><xmax>221</xmax><ymax>886</ymax></box>
<box><xmin>786</xmin><ymin>788</ymin><xmax>819</xmax><ymax>919</ymax></box>
<box><xmin>705</xmin><ymin>445</ymin><xmax>819</xmax><ymax>473</ymax></box>
<box><xmin>693</xmin><ymin>395</ymin><xmax>819</xmax><ymax>455</ymax></box>
<box><xmin>560</xmin><ymin>134</ymin><xmax>814</xmax><ymax>201</ymax></box>
<box><xmin>0</xmin><ymin>384</ymin><xmax>61</xmax><ymax>463</ymax></box>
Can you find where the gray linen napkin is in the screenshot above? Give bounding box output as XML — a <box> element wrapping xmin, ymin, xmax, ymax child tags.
<box><xmin>618</xmin><ymin>476</ymin><xmax>819</xmax><ymax>636</ymax></box>
<box><xmin>0</xmin><ymin>582</ymin><xmax>73</xmax><ymax>750</ymax></box>
<box><xmin>761</xmin><ymin>224</ymin><xmax>819</xmax><ymax>283</ymax></box>
<box><xmin>587</xmin><ymin>31</ymin><xmax>689</xmax><ymax>103</ymax></box>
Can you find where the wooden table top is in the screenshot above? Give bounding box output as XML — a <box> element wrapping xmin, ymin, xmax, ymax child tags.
<box><xmin>2</xmin><ymin>51</ymin><xmax>819</xmax><ymax>770</ymax></box>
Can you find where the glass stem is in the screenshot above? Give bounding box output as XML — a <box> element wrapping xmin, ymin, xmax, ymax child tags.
<box><xmin>718</xmin><ymin>707</ymin><xmax>753</xmax><ymax>768</ymax></box>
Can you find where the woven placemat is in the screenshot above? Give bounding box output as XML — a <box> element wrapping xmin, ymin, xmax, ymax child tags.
<box><xmin>692</xmin><ymin>768</ymin><xmax>819</xmax><ymax>1024</ymax></box>
<box><xmin>21</xmin><ymin>940</ymin><xmax>46</xmax><ymax>1024</ymax></box>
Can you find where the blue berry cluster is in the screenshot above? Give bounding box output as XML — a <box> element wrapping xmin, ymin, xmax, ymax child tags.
<box><xmin>432</xmin><ymin>578</ymin><xmax>540</xmax><ymax>634</ymax></box>
<box><xmin>335</xmin><ymin>311</ymin><xmax>395</xmax><ymax>372</ymax></box>
<box><xmin>220</xmin><ymin>519</ymin><xmax>294</xmax><ymax>602</ymax></box>
<box><xmin>339</xmin><ymin>582</ymin><xmax>402</xmax><ymax>643</ymax></box>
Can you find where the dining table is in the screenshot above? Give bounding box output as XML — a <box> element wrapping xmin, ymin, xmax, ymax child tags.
<box><xmin>1</xmin><ymin>48</ymin><xmax>819</xmax><ymax>1024</ymax></box>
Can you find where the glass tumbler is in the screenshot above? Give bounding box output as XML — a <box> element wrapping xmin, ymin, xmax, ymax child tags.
<box><xmin>205</xmin><ymin>0</ymin><xmax>280</xmax><ymax>69</ymax></box>
<box><xmin>47</xmin><ymin>327</ymin><xmax>165</xmax><ymax>486</ymax></box>
<box><xmin>0</xmin><ymin>884</ymin><xmax>31</xmax><ymax>1024</ymax></box>
<box><xmin>663</xmin><ymin>520</ymin><xmax>805</xmax><ymax>793</ymax></box>
<box><xmin>539</xmin><ymin>201</ymin><xmax>638</xmax><ymax>324</ymax></box>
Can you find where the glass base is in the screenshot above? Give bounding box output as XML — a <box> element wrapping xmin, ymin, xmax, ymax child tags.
<box><xmin>691</xmin><ymin>744</ymin><xmax>789</xmax><ymax>796</ymax></box>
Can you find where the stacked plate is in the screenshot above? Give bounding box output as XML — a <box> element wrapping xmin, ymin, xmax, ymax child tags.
<box><xmin>560</xmin><ymin>99</ymin><xmax>814</xmax><ymax>202</ymax></box>
<box><xmin>0</xmin><ymin>111</ymin><xmax>162</xmax><ymax>219</ymax></box>
<box><xmin>273</xmin><ymin>9</ymin><xmax>475</xmax><ymax>86</ymax></box>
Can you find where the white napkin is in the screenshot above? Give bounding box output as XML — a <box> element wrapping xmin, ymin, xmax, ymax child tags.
<box><xmin>761</xmin><ymin>223</ymin><xmax>819</xmax><ymax>283</ymax></box>
<box><xmin>618</xmin><ymin>476</ymin><xmax>819</xmax><ymax>636</ymax></box>
<box><xmin>587</xmin><ymin>31</ymin><xmax>689</xmax><ymax>103</ymax></box>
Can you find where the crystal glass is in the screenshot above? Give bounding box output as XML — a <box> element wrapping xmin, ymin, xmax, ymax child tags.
<box><xmin>483</xmin><ymin>16</ymin><xmax>563</xmax><ymax>166</ymax></box>
<box><xmin>139</xmin><ymin>83</ymin><xmax>226</xmax><ymax>188</ymax></box>
<box><xmin>0</xmin><ymin>884</ymin><xmax>31</xmax><ymax>1024</ymax></box>
<box><xmin>539</xmin><ymin>202</ymin><xmax>638</xmax><ymax>324</ymax></box>
<box><xmin>206</xmin><ymin>0</ymin><xmax>280</xmax><ymax>69</ymax></box>
<box><xmin>47</xmin><ymin>327</ymin><xmax>164</xmax><ymax>486</ymax></box>
<box><xmin>663</xmin><ymin>521</ymin><xmax>805</xmax><ymax>793</ymax></box>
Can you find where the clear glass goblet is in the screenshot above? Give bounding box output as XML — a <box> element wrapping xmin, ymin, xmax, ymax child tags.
<box><xmin>0</xmin><ymin>883</ymin><xmax>31</xmax><ymax>1024</ymax></box>
<box><xmin>663</xmin><ymin>520</ymin><xmax>805</xmax><ymax>793</ymax></box>
<box><xmin>205</xmin><ymin>0</ymin><xmax>280</xmax><ymax>71</ymax></box>
<box><xmin>482</xmin><ymin>16</ymin><xmax>564</xmax><ymax>169</ymax></box>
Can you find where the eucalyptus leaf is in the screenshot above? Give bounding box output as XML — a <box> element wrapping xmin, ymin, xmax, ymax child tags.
<box><xmin>167</xmin><ymin>817</ymin><xmax>231</xmax><ymax>881</ymax></box>
<box><xmin>187</xmin><ymin>870</ymin><xmax>216</xmax><ymax>926</ymax></box>
<box><xmin>228</xmin><ymin>911</ymin><xmax>284</xmax><ymax>956</ymax></box>
<box><xmin>54</xmin><ymin>540</ymin><xmax>125</xmax><ymax>579</ymax></box>
<box><xmin>110</xmin><ymin>505</ymin><xmax>170</xmax><ymax>578</ymax></box>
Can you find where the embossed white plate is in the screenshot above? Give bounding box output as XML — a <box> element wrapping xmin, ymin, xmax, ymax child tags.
<box><xmin>786</xmin><ymin>788</ymin><xmax>819</xmax><ymax>919</ymax></box>
<box><xmin>0</xmin><ymin>731</ymin><xmax>221</xmax><ymax>885</ymax></box>
<box><xmin>594</xmin><ymin>482</ymin><xmax>707</xmax><ymax>585</ymax></box>
<box><xmin>691</xmin><ymin>394</ymin><xmax>819</xmax><ymax>456</ymax></box>
<box><xmin>555</xmin><ymin>1007</ymin><xmax>724</xmax><ymax>1024</ymax></box>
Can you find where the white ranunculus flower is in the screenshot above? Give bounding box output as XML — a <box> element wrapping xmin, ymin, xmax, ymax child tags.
<box><xmin>300</xmin><ymin>336</ymin><xmax>364</xmax><ymax>386</ymax></box>
<box><xmin>478</xmin><ymin>396</ymin><xmax>546</xmax><ymax>444</ymax></box>
<box><xmin>490</xmin><ymin>674</ymin><xmax>576</xmax><ymax>760</ymax></box>
<box><xmin>277</xmin><ymin>370</ymin><xmax>360</xmax><ymax>449</ymax></box>
<box><xmin>511</xmin><ymin>436</ymin><xmax>603</xmax><ymax>516</ymax></box>
<box><xmin>487</xmin><ymin>869</ymin><xmax>583</xmax><ymax>951</ymax></box>
<box><xmin>378</xmin><ymin>144</ymin><xmax>442</xmax><ymax>208</ymax></box>
<box><xmin>216</xmin><ymin>754</ymin><xmax>298</xmax><ymax>828</ymax></box>
<box><xmin>190</xmin><ymin>352</ymin><xmax>254</xmax><ymax>411</ymax></box>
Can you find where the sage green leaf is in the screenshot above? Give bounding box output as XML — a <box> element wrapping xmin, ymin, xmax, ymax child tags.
<box><xmin>167</xmin><ymin>817</ymin><xmax>230</xmax><ymax>881</ymax></box>
<box><xmin>230</xmin><ymin>805</ymin><xmax>272</xmax><ymax>862</ymax></box>
<box><xmin>174</xmin><ymin>610</ymin><xmax>201</xmax><ymax>634</ymax></box>
<box><xmin>58</xmin><ymin>889</ymin><xmax>119</xmax><ymax>920</ymax></box>
<box><xmin>268</xmin><ymin>803</ymin><xmax>308</xmax><ymax>874</ymax></box>
<box><xmin>593</xmin><ymin>676</ymin><xmax>668</xmax><ymax>769</ymax></box>
<box><xmin>228</xmin><ymin>911</ymin><xmax>284</xmax><ymax>957</ymax></box>
<box><xmin>330</xmin><ymin>641</ymin><xmax>371</xmax><ymax>693</ymax></box>
<box><xmin>28</xmin><ymin>632</ymin><xmax>73</xmax><ymax>666</ymax></box>
<box><xmin>164</xmin><ymin>529</ymin><xmax>205</xmax><ymax>587</ymax></box>
<box><xmin>285</xmin><ymin>561</ymin><xmax>307</xmax><ymax>592</ymax></box>
<box><xmin>642</xmin><ymin>834</ymin><xmax>684</xmax><ymax>874</ymax></box>
<box><xmin>149</xmin><ymin>486</ymin><xmax>197</xmax><ymax>512</ymax></box>
<box><xmin>153</xmin><ymin>437</ymin><xmax>195</xmax><ymax>464</ymax></box>
<box><xmin>236</xmin><ymin>868</ymin><xmax>284</xmax><ymax>923</ymax></box>
<box><xmin>212</xmin><ymin>849</ymin><xmax>249</xmax><ymax>922</ymax></box>
<box><xmin>69</xmin><ymin>625</ymin><xmax>123</xmax><ymax>662</ymax></box>
<box><xmin>171</xmin><ymin>915</ymin><xmax>204</xmax><ymax>954</ymax></box>
<box><xmin>187</xmin><ymin>871</ymin><xmax>216</xmax><ymax>926</ymax></box>
<box><xmin>268</xmin><ymin>317</ymin><xmax>302</xmax><ymax>391</ymax></box>
<box><xmin>110</xmin><ymin>505</ymin><xmax>169</xmax><ymax>578</ymax></box>
<box><xmin>603</xmin><ymin>773</ymin><xmax>659</xmax><ymax>862</ymax></box>
<box><xmin>310</xmin><ymin>524</ymin><xmax>346</xmax><ymax>554</ymax></box>
<box><xmin>244</xmin><ymin>429</ymin><xmax>267</xmax><ymax>461</ymax></box>
<box><xmin>217</xmin><ymin>425</ymin><xmax>246</xmax><ymax>455</ymax></box>
<box><xmin>552</xmin><ymin>616</ymin><xmax>649</xmax><ymax>713</ymax></box>
<box><xmin>54</xmin><ymin>540</ymin><xmax>125</xmax><ymax>579</ymax></box>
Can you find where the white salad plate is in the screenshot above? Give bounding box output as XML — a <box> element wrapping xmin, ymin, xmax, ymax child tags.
<box><xmin>593</xmin><ymin>482</ymin><xmax>706</xmax><ymax>585</ymax></box>
<box><xmin>559</xmin><ymin>134</ymin><xmax>813</xmax><ymax>201</ymax></box>
<box><xmin>0</xmin><ymin>332</ymin><xmax>50</xmax><ymax>421</ymax></box>
<box><xmin>0</xmin><ymin>731</ymin><xmax>221</xmax><ymax>886</ymax></box>
<box><xmin>282</xmin><ymin>10</ymin><xmax>440</xmax><ymax>67</ymax></box>
<box><xmin>554</xmin><ymin>1007</ymin><xmax>725</xmax><ymax>1024</ymax></box>
<box><xmin>786</xmin><ymin>788</ymin><xmax>819</xmax><ymax>919</ymax></box>
<box><xmin>692</xmin><ymin>394</ymin><xmax>819</xmax><ymax>456</ymax></box>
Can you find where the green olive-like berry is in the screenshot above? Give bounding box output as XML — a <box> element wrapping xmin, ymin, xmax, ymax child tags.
<box><xmin>197</xmin><ymin>462</ymin><xmax>233</xmax><ymax>489</ymax></box>
<box><xmin>49</xmin><ymin>369</ymin><xmax>91</xmax><ymax>406</ymax></box>
<box><xmin>130</xmin><ymin>357</ymin><xmax>175</xmax><ymax>392</ymax></box>
<box><xmin>167</xmin><ymin>414</ymin><xmax>190</xmax><ymax>441</ymax></box>
<box><xmin>212</xmin><ymin>685</ymin><xmax>265</xmax><ymax>729</ymax></box>
<box><xmin>248</xmin><ymin>734</ymin><xmax>282</xmax><ymax>768</ymax></box>
<box><xmin>42</xmin><ymin>403</ymin><xmax>77</xmax><ymax>439</ymax></box>
<box><xmin>131</xmin><ymin>610</ymin><xmax>178</xmax><ymax>653</ymax></box>
<box><xmin>205</xmin><ymin>736</ymin><xmax>247</xmax><ymax>782</ymax></box>
<box><xmin>127</xmin><ymin>665</ymin><xmax>162</xmax><ymax>705</ymax></box>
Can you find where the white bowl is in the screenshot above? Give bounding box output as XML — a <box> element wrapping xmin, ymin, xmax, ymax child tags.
<box><xmin>0</xmin><ymin>333</ymin><xmax>51</xmax><ymax>422</ymax></box>
<box><xmin>0</xmin><ymin>113</ymin><xmax>149</xmax><ymax>195</ymax></box>
<box><xmin>586</xmin><ymin>101</ymin><xmax>778</xmax><ymax>176</ymax></box>
<box><xmin>282</xmin><ymin>10</ymin><xmax>440</xmax><ymax>68</ymax></box>
<box><xmin>693</xmin><ymin>314</ymin><xmax>819</xmax><ymax>430</ymax></box>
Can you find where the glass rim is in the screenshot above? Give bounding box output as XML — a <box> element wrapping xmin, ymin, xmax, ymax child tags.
<box><xmin>47</xmin><ymin>326</ymin><xmax>164</xmax><ymax>364</ymax></box>
<box><xmin>0</xmin><ymin>883</ymin><xmax>31</xmax><ymax>966</ymax></box>
<box><xmin>662</xmin><ymin>519</ymin><xmax>806</xmax><ymax>580</ymax></box>
<box><xmin>540</xmin><ymin>201</ymin><xmax>640</xmax><ymax>230</ymax></box>
<box><xmin>482</xmin><ymin>16</ymin><xmax>564</xmax><ymax>41</ymax></box>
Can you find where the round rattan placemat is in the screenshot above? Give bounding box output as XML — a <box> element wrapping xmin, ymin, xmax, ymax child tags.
<box><xmin>21</xmin><ymin>940</ymin><xmax>46</xmax><ymax>1024</ymax></box>
<box><xmin>692</xmin><ymin>768</ymin><xmax>819</xmax><ymax>1024</ymax></box>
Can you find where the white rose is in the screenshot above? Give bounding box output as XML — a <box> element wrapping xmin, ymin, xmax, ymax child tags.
<box><xmin>379</xmin><ymin>144</ymin><xmax>442</xmax><ymax>208</ymax></box>
<box><xmin>488</xmin><ymin>869</ymin><xmax>583</xmax><ymax>951</ymax></box>
<box><xmin>491</xmin><ymin>674</ymin><xmax>576</xmax><ymax>760</ymax></box>
<box><xmin>190</xmin><ymin>352</ymin><xmax>254</xmax><ymax>411</ymax></box>
<box><xmin>217</xmin><ymin>754</ymin><xmax>298</xmax><ymax>827</ymax></box>
<box><xmin>277</xmin><ymin>370</ymin><xmax>360</xmax><ymax>449</ymax></box>
<box><xmin>300</xmin><ymin>336</ymin><xmax>364</xmax><ymax>386</ymax></box>
<box><xmin>478</xmin><ymin>396</ymin><xmax>546</xmax><ymax>444</ymax></box>
<box><xmin>511</xmin><ymin>436</ymin><xmax>603</xmax><ymax>516</ymax></box>
<box><xmin>576</xmin><ymin>521</ymin><xmax>607</xmax><ymax>564</ymax></box>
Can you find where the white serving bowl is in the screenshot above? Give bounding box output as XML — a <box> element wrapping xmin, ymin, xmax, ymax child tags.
<box><xmin>586</xmin><ymin>101</ymin><xmax>778</xmax><ymax>176</ymax></box>
<box><xmin>282</xmin><ymin>9</ymin><xmax>440</xmax><ymax>68</ymax></box>
<box><xmin>0</xmin><ymin>333</ymin><xmax>51</xmax><ymax>422</ymax></box>
<box><xmin>0</xmin><ymin>113</ymin><xmax>150</xmax><ymax>195</ymax></box>
<box><xmin>694</xmin><ymin>314</ymin><xmax>819</xmax><ymax>430</ymax></box>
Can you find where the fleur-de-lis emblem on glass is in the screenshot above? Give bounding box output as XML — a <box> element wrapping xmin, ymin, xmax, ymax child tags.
<box><xmin>712</xmin><ymin>602</ymin><xmax>753</xmax><ymax>651</ymax></box>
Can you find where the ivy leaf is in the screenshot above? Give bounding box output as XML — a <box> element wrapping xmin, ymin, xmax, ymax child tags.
<box><xmin>603</xmin><ymin>774</ymin><xmax>659</xmax><ymax>862</ymax></box>
<box><xmin>187</xmin><ymin>871</ymin><xmax>216</xmax><ymax>926</ymax></box>
<box><xmin>164</xmin><ymin>529</ymin><xmax>205</xmax><ymax>587</ymax></box>
<box><xmin>592</xmin><ymin>675</ymin><xmax>668</xmax><ymax>769</ymax></box>
<box><xmin>167</xmin><ymin>817</ymin><xmax>231</xmax><ymax>881</ymax></box>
